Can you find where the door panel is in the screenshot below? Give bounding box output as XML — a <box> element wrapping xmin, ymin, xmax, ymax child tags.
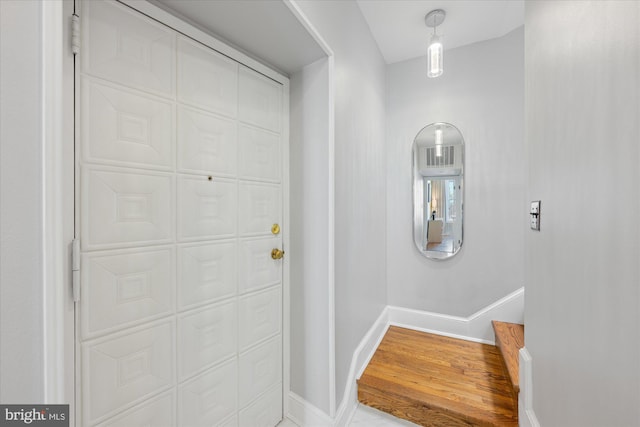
<box><xmin>82</xmin><ymin>168</ymin><xmax>174</xmax><ymax>250</ymax></box>
<box><xmin>82</xmin><ymin>78</ymin><xmax>174</xmax><ymax>170</ymax></box>
<box><xmin>177</xmin><ymin>176</ymin><xmax>237</xmax><ymax>241</ymax></box>
<box><xmin>177</xmin><ymin>106</ymin><xmax>237</xmax><ymax>176</ymax></box>
<box><xmin>238</xmin><ymin>67</ymin><xmax>282</xmax><ymax>132</ymax></box>
<box><xmin>238</xmin><ymin>237</ymin><xmax>282</xmax><ymax>294</ymax></box>
<box><xmin>81</xmin><ymin>247</ymin><xmax>175</xmax><ymax>339</ymax></box>
<box><xmin>177</xmin><ymin>37</ymin><xmax>238</xmax><ymax>118</ymax></box>
<box><xmin>238</xmin><ymin>126</ymin><xmax>281</xmax><ymax>182</ymax></box>
<box><xmin>82</xmin><ymin>0</ymin><xmax>175</xmax><ymax>97</ymax></box>
<box><xmin>239</xmin><ymin>286</ymin><xmax>282</xmax><ymax>351</ymax></box>
<box><xmin>238</xmin><ymin>182</ymin><xmax>281</xmax><ymax>236</ymax></box>
<box><xmin>78</xmin><ymin>2</ymin><xmax>285</xmax><ymax>426</ymax></box>
<box><xmin>238</xmin><ymin>384</ymin><xmax>283</xmax><ymax>427</ymax></box>
<box><xmin>177</xmin><ymin>301</ymin><xmax>237</xmax><ymax>381</ymax></box>
<box><xmin>238</xmin><ymin>337</ymin><xmax>282</xmax><ymax>407</ymax></box>
<box><xmin>95</xmin><ymin>392</ymin><xmax>175</xmax><ymax>427</ymax></box>
<box><xmin>177</xmin><ymin>359</ymin><xmax>238</xmax><ymax>427</ymax></box>
<box><xmin>177</xmin><ymin>241</ymin><xmax>237</xmax><ymax>310</ymax></box>
<box><xmin>82</xmin><ymin>321</ymin><xmax>175</xmax><ymax>425</ymax></box>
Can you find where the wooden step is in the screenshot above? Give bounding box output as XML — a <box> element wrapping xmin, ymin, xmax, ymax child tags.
<box><xmin>357</xmin><ymin>326</ymin><xmax>518</xmax><ymax>427</ymax></box>
<box><xmin>491</xmin><ymin>321</ymin><xmax>524</xmax><ymax>394</ymax></box>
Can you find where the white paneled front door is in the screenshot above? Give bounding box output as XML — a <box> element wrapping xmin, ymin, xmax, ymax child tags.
<box><xmin>76</xmin><ymin>2</ymin><xmax>286</xmax><ymax>426</ymax></box>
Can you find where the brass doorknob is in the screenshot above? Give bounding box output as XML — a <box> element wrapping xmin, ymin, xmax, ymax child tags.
<box><xmin>271</xmin><ymin>248</ymin><xmax>285</xmax><ymax>260</ymax></box>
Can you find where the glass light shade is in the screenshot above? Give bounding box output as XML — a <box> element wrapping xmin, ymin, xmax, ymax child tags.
<box><xmin>435</xmin><ymin>128</ymin><xmax>443</xmax><ymax>145</ymax></box>
<box><xmin>435</xmin><ymin>127</ymin><xmax>443</xmax><ymax>156</ymax></box>
<box><xmin>427</xmin><ymin>34</ymin><xmax>443</xmax><ymax>78</ymax></box>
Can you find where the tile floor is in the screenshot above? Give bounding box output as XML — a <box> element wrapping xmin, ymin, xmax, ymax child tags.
<box><xmin>277</xmin><ymin>403</ymin><xmax>420</xmax><ymax>427</ymax></box>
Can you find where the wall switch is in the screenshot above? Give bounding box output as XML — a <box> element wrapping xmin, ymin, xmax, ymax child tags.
<box><xmin>530</xmin><ymin>201</ymin><xmax>541</xmax><ymax>231</ymax></box>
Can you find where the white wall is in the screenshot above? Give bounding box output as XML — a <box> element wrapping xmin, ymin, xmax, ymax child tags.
<box><xmin>0</xmin><ymin>0</ymin><xmax>46</xmax><ymax>402</ymax></box>
<box><xmin>525</xmin><ymin>2</ymin><xmax>640</xmax><ymax>426</ymax></box>
<box><xmin>292</xmin><ymin>0</ymin><xmax>387</xmax><ymax>408</ymax></box>
<box><xmin>290</xmin><ymin>57</ymin><xmax>333</xmax><ymax>414</ymax></box>
<box><xmin>386</xmin><ymin>28</ymin><xmax>525</xmax><ymax>316</ymax></box>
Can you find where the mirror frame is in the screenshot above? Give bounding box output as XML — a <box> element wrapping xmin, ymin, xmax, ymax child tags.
<box><xmin>412</xmin><ymin>122</ymin><xmax>464</xmax><ymax>260</ymax></box>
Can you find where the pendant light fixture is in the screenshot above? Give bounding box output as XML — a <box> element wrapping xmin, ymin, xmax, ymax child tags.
<box><xmin>425</xmin><ymin>9</ymin><xmax>446</xmax><ymax>78</ymax></box>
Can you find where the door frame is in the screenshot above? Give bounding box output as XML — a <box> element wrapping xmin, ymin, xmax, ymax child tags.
<box><xmin>60</xmin><ymin>1</ymin><xmax>291</xmax><ymax>424</ymax></box>
<box><xmin>43</xmin><ymin>0</ymin><xmax>76</xmax><ymax>411</ymax></box>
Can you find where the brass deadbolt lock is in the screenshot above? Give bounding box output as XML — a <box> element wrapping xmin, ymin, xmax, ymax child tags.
<box><xmin>271</xmin><ymin>223</ymin><xmax>280</xmax><ymax>235</ymax></box>
<box><xmin>271</xmin><ymin>248</ymin><xmax>285</xmax><ymax>260</ymax></box>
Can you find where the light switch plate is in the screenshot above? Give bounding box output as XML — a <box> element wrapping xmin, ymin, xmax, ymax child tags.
<box><xmin>530</xmin><ymin>201</ymin><xmax>541</xmax><ymax>231</ymax></box>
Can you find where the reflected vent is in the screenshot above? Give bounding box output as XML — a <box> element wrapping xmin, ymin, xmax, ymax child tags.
<box><xmin>423</xmin><ymin>146</ymin><xmax>454</xmax><ymax>167</ymax></box>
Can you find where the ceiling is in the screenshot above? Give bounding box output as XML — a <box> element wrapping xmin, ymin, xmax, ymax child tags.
<box><xmin>152</xmin><ymin>0</ymin><xmax>327</xmax><ymax>75</ymax></box>
<box><xmin>356</xmin><ymin>0</ymin><xmax>524</xmax><ymax>64</ymax></box>
<box><xmin>150</xmin><ymin>0</ymin><xmax>524</xmax><ymax>74</ymax></box>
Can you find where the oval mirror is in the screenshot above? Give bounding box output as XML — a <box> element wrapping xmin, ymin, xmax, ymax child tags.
<box><xmin>412</xmin><ymin>122</ymin><xmax>464</xmax><ymax>260</ymax></box>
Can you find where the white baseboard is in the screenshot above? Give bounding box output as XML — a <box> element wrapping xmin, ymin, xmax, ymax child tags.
<box><xmin>289</xmin><ymin>288</ymin><xmax>524</xmax><ymax>426</ymax></box>
<box><xmin>286</xmin><ymin>308</ymin><xmax>390</xmax><ymax>427</ymax></box>
<box><xmin>520</xmin><ymin>408</ymin><xmax>541</xmax><ymax>427</ymax></box>
<box><xmin>333</xmin><ymin>308</ymin><xmax>389</xmax><ymax>427</ymax></box>
<box><xmin>288</xmin><ymin>392</ymin><xmax>334</xmax><ymax>427</ymax></box>
<box><xmin>518</xmin><ymin>347</ymin><xmax>540</xmax><ymax>427</ymax></box>
<box><xmin>388</xmin><ymin>287</ymin><xmax>524</xmax><ymax>344</ymax></box>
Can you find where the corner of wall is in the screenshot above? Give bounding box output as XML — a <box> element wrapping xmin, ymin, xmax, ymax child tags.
<box><xmin>288</xmin><ymin>392</ymin><xmax>334</xmax><ymax>427</ymax></box>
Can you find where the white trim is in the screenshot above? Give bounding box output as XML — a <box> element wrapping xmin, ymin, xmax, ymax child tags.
<box><xmin>284</xmin><ymin>0</ymin><xmax>338</xmax><ymax>418</ymax></box>
<box><xmin>521</xmin><ymin>408</ymin><xmax>541</xmax><ymax>427</ymax></box>
<box><xmin>42</xmin><ymin>0</ymin><xmax>68</xmax><ymax>404</ymax></box>
<box><xmin>389</xmin><ymin>307</ymin><xmax>473</xmax><ymax>341</ymax></box>
<box><xmin>282</xmin><ymin>78</ymin><xmax>292</xmax><ymax>419</ymax></box>
<box><xmin>72</xmin><ymin>1</ymin><xmax>83</xmax><ymax>424</ymax></box>
<box><xmin>283</xmin><ymin>0</ymin><xmax>334</xmax><ymax>58</ymax></box>
<box><xmin>388</xmin><ymin>287</ymin><xmax>524</xmax><ymax>344</ymax></box>
<box><xmin>333</xmin><ymin>308</ymin><xmax>389</xmax><ymax>427</ymax></box>
<box><xmin>287</xmin><ymin>392</ymin><xmax>334</xmax><ymax>427</ymax></box>
<box><xmin>467</xmin><ymin>287</ymin><xmax>525</xmax><ymax>339</ymax></box>
<box><xmin>286</xmin><ymin>313</ymin><xmax>382</xmax><ymax>427</ymax></box>
<box><xmin>355</xmin><ymin>312</ymin><xmax>389</xmax><ymax>381</ymax></box>
<box><xmin>117</xmin><ymin>0</ymin><xmax>288</xmax><ymax>85</ymax></box>
<box><xmin>325</xmin><ymin>52</ymin><xmax>337</xmax><ymax>422</ymax></box>
<box><xmin>519</xmin><ymin>347</ymin><xmax>540</xmax><ymax>427</ymax></box>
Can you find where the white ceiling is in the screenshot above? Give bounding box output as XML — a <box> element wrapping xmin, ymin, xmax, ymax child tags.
<box><xmin>150</xmin><ymin>0</ymin><xmax>524</xmax><ymax>74</ymax></box>
<box><xmin>152</xmin><ymin>0</ymin><xmax>327</xmax><ymax>75</ymax></box>
<box><xmin>356</xmin><ymin>0</ymin><xmax>524</xmax><ymax>64</ymax></box>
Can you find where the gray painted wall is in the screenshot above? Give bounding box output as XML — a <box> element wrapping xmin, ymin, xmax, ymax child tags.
<box><xmin>290</xmin><ymin>57</ymin><xmax>332</xmax><ymax>414</ymax></box>
<box><xmin>294</xmin><ymin>0</ymin><xmax>387</xmax><ymax>408</ymax></box>
<box><xmin>0</xmin><ymin>0</ymin><xmax>46</xmax><ymax>402</ymax></box>
<box><xmin>525</xmin><ymin>1</ymin><xmax>640</xmax><ymax>425</ymax></box>
<box><xmin>386</xmin><ymin>28</ymin><xmax>525</xmax><ymax>316</ymax></box>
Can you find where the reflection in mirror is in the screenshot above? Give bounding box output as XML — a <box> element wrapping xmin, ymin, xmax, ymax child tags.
<box><xmin>412</xmin><ymin>123</ymin><xmax>464</xmax><ymax>259</ymax></box>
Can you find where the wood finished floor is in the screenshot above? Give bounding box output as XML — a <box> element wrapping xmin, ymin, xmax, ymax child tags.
<box><xmin>357</xmin><ymin>326</ymin><xmax>518</xmax><ymax>427</ymax></box>
<box><xmin>492</xmin><ymin>321</ymin><xmax>524</xmax><ymax>394</ymax></box>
